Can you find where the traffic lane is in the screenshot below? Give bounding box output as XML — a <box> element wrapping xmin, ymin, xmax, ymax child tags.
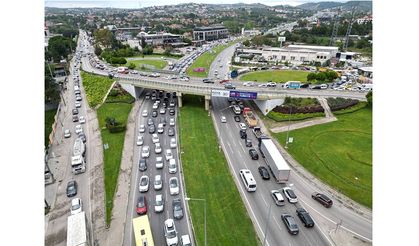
<box><xmin>212</xmin><ymin>98</ymin><xmax>329</xmax><ymax>246</ymax></box>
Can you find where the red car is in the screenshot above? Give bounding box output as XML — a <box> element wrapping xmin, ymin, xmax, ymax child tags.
<box><xmin>136</xmin><ymin>196</ymin><xmax>147</xmax><ymax>215</ymax></box>
<box><xmin>219</xmin><ymin>79</ymin><xmax>230</xmax><ymax>84</ymax></box>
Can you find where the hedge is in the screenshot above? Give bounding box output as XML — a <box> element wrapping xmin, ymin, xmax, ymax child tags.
<box><xmin>107</xmin><ymin>124</ymin><xmax>127</xmax><ymax>133</ymax></box>
<box><xmin>333</xmin><ymin>102</ymin><xmax>368</xmax><ymax>115</ymax></box>
<box><xmin>327</xmin><ymin>97</ymin><xmax>360</xmax><ymax>111</ymax></box>
<box><xmin>267</xmin><ymin>111</ymin><xmax>325</xmax><ymax>122</ymax></box>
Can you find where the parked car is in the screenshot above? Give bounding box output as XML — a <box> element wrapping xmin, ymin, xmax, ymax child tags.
<box><xmin>311</xmin><ymin>192</ymin><xmax>333</xmax><ymax>208</ymax></box>
<box><xmin>139</xmin><ymin>175</ymin><xmax>150</xmax><ymax>192</ymax></box>
<box><xmin>70</xmin><ymin>198</ymin><xmax>83</xmax><ymax>215</ymax></box>
<box><xmin>172</xmin><ymin>198</ymin><xmax>184</xmax><ymax>220</ymax></box>
<box><xmin>169</xmin><ymin>177</ymin><xmax>179</xmax><ymax>195</ymax></box>
<box><xmin>66</xmin><ymin>180</ymin><xmax>78</xmax><ymax>197</ymax></box>
<box><xmin>258</xmin><ymin>166</ymin><xmax>270</xmax><ymax>180</ymax></box>
<box><xmin>136</xmin><ymin>196</ymin><xmax>147</xmax><ymax>215</ymax></box>
<box><xmin>154</xmin><ymin>194</ymin><xmax>164</xmax><ymax>213</ymax></box>
<box><xmin>271</xmin><ymin>190</ymin><xmax>285</xmax><ymax>206</ymax></box>
<box><xmin>154</xmin><ymin>174</ymin><xmax>163</xmax><ymax>190</ymax></box>
<box><xmin>249</xmin><ymin>148</ymin><xmax>259</xmax><ymax>160</ymax></box>
<box><xmin>64</xmin><ymin>129</ymin><xmax>71</xmax><ymax>138</ymax></box>
<box><xmin>281</xmin><ymin>214</ymin><xmax>299</xmax><ymax>235</ymax></box>
<box><xmin>164</xmin><ymin>219</ymin><xmax>178</xmax><ymax>246</ymax></box>
<box><xmin>296</xmin><ymin>208</ymin><xmax>315</xmax><ymax>227</ymax></box>
<box><xmin>283</xmin><ymin>187</ymin><xmax>298</xmax><ymax>203</ymax></box>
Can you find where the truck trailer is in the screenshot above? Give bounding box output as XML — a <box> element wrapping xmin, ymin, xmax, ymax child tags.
<box><xmin>67</xmin><ymin>212</ymin><xmax>89</xmax><ymax>246</ymax></box>
<box><xmin>71</xmin><ymin>138</ymin><xmax>86</xmax><ymax>174</ymax></box>
<box><xmin>243</xmin><ymin>107</ymin><xmax>258</xmax><ymax>128</ymax></box>
<box><xmin>259</xmin><ymin>137</ymin><xmax>290</xmax><ymax>183</ymax></box>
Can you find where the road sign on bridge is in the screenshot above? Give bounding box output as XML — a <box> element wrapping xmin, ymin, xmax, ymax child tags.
<box><xmin>211</xmin><ymin>90</ymin><xmax>230</xmax><ymax>98</ymax></box>
<box><xmin>229</xmin><ymin>90</ymin><xmax>258</xmax><ymax>100</ymax></box>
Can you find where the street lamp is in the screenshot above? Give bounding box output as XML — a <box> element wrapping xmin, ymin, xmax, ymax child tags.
<box><xmin>285</xmin><ymin>105</ymin><xmax>292</xmax><ymax>149</ymax></box>
<box><xmin>185</xmin><ymin>197</ymin><xmax>206</xmax><ymax>246</ymax></box>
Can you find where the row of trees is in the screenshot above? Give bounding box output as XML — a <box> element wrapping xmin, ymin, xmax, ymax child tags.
<box><xmin>45</xmin><ymin>36</ymin><xmax>76</xmax><ymax>62</ymax></box>
<box><xmin>307</xmin><ymin>71</ymin><xmax>339</xmax><ymax>83</ymax></box>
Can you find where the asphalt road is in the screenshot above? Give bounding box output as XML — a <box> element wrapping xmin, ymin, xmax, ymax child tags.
<box><xmin>123</xmin><ymin>92</ymin><xmax>193</xmax><ymax>246</ymax></box>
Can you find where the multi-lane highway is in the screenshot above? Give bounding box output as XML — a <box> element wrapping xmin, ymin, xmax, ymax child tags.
<box><xmin>123</xmin><ymin>91</ymin><xmax>193</xmax><ymax>246</ymax></box>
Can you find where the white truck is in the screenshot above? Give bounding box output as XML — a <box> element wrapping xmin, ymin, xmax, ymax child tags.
<box><xmin>71</xmin><ymin>138</ymin><xmax>86</xmax><ymax>174</ymax></box>
<box><xmin>67</xmin><ymin>211</ymin><xmax>90</xmax><ymax>246</ymax></box>
<box><xmin>259</xmin><ymin>137</ymin><xmax>290</xmax><ymax>183</ymax></box>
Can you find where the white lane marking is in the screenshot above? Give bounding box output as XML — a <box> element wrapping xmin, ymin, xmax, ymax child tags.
<box><xmin>273</xmin><ymin>216</ymin><xmax>282</xmax><ymax>231</ymax></box>
<box><xmin>260</xmin><ymin>193</ymin><xmax>268</xmax><ymax>207</ymax></box>
<box><xmin>299</xmin><ymin>197</ymin><xmax>371</xmax><ymax>243</ymax></box>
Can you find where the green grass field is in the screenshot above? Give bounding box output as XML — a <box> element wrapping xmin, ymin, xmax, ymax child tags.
<box><xmin>179</xmin><ymin>95</ymin><xmax>259</xmax><ymax>246</ymax></box>
<box><xmin>96</xmin><ymin>94</ymin><xmax>134</xmax><ymax>225</ymax></box>
<box><xmin>239</xmin><ymin>70</ymin><xmax>310</xmax><ymax>83</ymax></box>
<box><xmin>187</xmin><ymin>42</ymin><xmax>235</xmax><ymax>78</ymax></box>
<box><xmin>131</xmin><ymin>54</ymin><xmax>181</xmax><ymax>60</ymax></box>
<box><xmin>80</xmin><ymin>71</ymin><xmax>115</xmax><ymax>108</ymax></box>
<box><xmin>45</xmin><ymin>109</ymin><xmax>56</xmax><ymax>148</ymax></box>
<box><xmin>272</xmin><ymin>107</ymin><xmax>372</xmax><ymax>208</ymax></box>
<box><xmin>128</xmin><ymin>59</ymin><xmax>168</xmax><ymax>70</ymax></box>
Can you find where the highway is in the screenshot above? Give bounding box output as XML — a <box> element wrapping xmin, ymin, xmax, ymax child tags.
<box><xmin>123</xmin><ymin>92</ymin><xmax>193</xmax><ymax>246</ymax></box>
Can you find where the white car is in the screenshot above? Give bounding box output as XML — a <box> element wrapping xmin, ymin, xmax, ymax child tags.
<box><xmin>152</xmin><ymin>103</ymin><xmax>158</xmax><ymax>110</ymax></box>
<box><xmin>70</xmin><ymin>198</ymin><xmax>82</xmax><ymax>215</ymax></box>
<box><xmin>159</xmin><ymin>108</ymin><xmax>166</xmax><ymax>114</ymax></box>
<box><xmin>64</xmin><ymin>129</ymin><xmax>71</xmax><ymax>138</ymax></box>
<box><xmin>169</xmin><ymin>118</ymin><xmax>175</xmax><ymax>126</ymax></box>
<box><xmin>139</xmin><ymin>175</ymin><xmax>149</xmax><ymax>192</ymax></box>
<box><xmin>170</xmin><ymin>138</ymin><xmax>177</xmax><ymax>148</ymax></box>
<box><xmin>271</xmin><ymin>190</ymin><xmax>285</xmax><ymax>206</ymax></box>
<box><xmin>141</xmin><ymin>146</ymin><xmax>150</xmax><ymax>158</ymax></box>
<box><xmin>155</xmin><ymin>143</ymin><xmax>162</xmax><ymax>154</ymax></box>
<box><xmin>75</xmin><ymin>101</ymin><xmax>81</xmax><ymax>108</ymax></box>
<box><xmin>239</xmin><ymin>123</ymin><xmax>247</xmax><ymax>130</ymax></box>
<box><xmin>168</xmin><ymin>158</ymin><xmax>177</xmax><ymax>174</ymax></box>
<box><xmin>154</xmin><ymin>194</ymin><xmax>164</xmax><ymax>213</ymax></box>
<box><xmin>220</xmin><ymin>116</ymin><xmax>227</xmax><ymax>123</ymax></box>
<box><xmin>152</xmin><ymin>133</ymin><xmax>159</xmax><ymax>144</ymax></box>
<box><xmin>180</xmin><ymin>234</ymin><xmax>192</xmax><ymax>246</ymax></box>
<box><xmin>165</xmin><ymin>149</ymin><xmax>173</xmax><ymax>161</ymax></box>
<box><xmin>258</xmin><ymin>83</ymin><xmax>268</xmax><ymax>88</ymax></box>
<box><xmin>282</xmin><ymin>187</ymin><xmax>298</xmax><ymax>203</ymax></box>
<box><xmin>243</xmin><ymin>81</ymin><xmax>255</xmax><ymax>87</ymax></box>
<box><xmin>75</xmin><ymin>125</ymin><xmax>83</xmax><ymax>134</ymax></box>
<box><xmin>142</xmin><ymin>110</ymin><xmax>148</xmax><ymax>117</ymax></box>
<box><xmin>79</xmin><ymin>116</ymin><xmax>86</xmax><ymax>124</ymax></box>
<box><xmin>138</xmin><ymin>124</ymin><xmax>145</xmax><ymax>133</ymax></box>
<box><xmin>169</xmin><ymin>177</ymin><xmax>179</xmax><ymax>195</ymax></box>
<box><xmin>164</xmin><ymin>219</ymin><xmax>178</xmax><ymax>246</ymax></box>
<box><xmin>156</xmin><ymin>156</ymin><xmax>164</xmax><ymax>169</ymax></box>
<box><xmin>154</xmin><ymin>175</ymin><xmax>163</xmax><ymax>190</ymax></box>
<box><xmin>136</xmin><ymin>135</ymin><xmax>144</xmax><ymax>146</ymax></box>
<box><xmin>180</xmin><ymin>77</ymin><xmax>189</xmax><ymax>81</ymax></box>
<box><xmin>157</xmin><ymin>123</ymin><xmax>164</xmax><ymax>134</ymax></box>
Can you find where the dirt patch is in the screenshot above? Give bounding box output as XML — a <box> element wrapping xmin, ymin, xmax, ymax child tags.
<box><xmin>45</xmin><ymin>226</ymin><xmax>67</xmax><ymax>246</ymax></box>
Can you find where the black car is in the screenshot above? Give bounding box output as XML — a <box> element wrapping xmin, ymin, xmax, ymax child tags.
<box><xmin>172</xmin><ymin>92</ymin><xmax>177</xmax><ymax>98</ymax></box>
<box><xmin>296</xmin><ymin>208</ymin><xmax>315</xmax><ymax>228</ymax></box>
<box><xmin>145</xmin><ymin>92</ymin><xmax>151</xmax><ymax>99</ymax></box>
<box><xmin>72</xmin><ymin>109</ymin><xmax>79</xmax><ymax>115</ymax></box>
<box><xmin>169</xmin><ymin>100</ymin><xmax>175</xmax><ymax>107</ymax></box>
<box><xmin>172</xmin><ymin>198</ymin><xmax>184</xmax><ymax>220</ymax></box>
<box><xmin>300</xmin><ymin>83</ymin><xmax>311</xmax><ymax>88</ymax></box>
<box><xmin>66</xmin><ymin>180</ymin><xmax>78</xmax><ymax>197</ymax></box>
<box><xmin>72</xmin><ymin>115</ymin><xmax>79</xmax><ymax>122</ymax></box>
<box><xmin>152</xmin><ymin>110</ymin><xmax>158</xmax><ymax>118</ymax></box>
<box><xmin>168</xmin><ymin>127</ymin><xmax>175</xmax><ymax>137</ymax></box>
<box><xmin>234</xmin><ymin>116</ymin><xmax>241</xmax><ymax>122</ymax></box>
<box><xmin>169</xmin><ymin>108</ymin><xmax>175</xmax><ymax>116</ymax></box>
<box><xmin>240</xmin><ymin>129</ymin><xmax>247</xmax><ymax>139</ymax></box>
<box><xmin>78</xmin><ymin>133</ymin><xmax>86</xmax><ymax>143</ymax></box>
<box><xmin>311</xmin><ymin>192</ymin><xmax>333</xmax><ymax>208</ymax></box>
<box><xmin>245</xmin><ymin>139</ymin><xmax>252</xmax><ymax>147</ymax></box>
<box><xmin>148</xmin><ymin>125</ymin><xmax>156</xmax><ymax>134</ymax></box>
<box><xmin>249</xmin><ymin>148</ymin><xmax>259</xmax><ymax>160</ymax></box>
<box><xmin>281</xmin><ymin>214</ymin><xmax>299</xmax><ymax>235</ymax></box>
<box><xmin>202</xmin><ymin>78</ymin><xmax>214</xmax><ymax>83</ymax></box>
<box><xmin>139</xmin><ymin>159</ymin><xmax>147</xmax><ymax>171</ymax></box>
<box><xmin>258</xmin><ymin>166</ymin><xmax>270</xmax><ymax>180</ymax></box>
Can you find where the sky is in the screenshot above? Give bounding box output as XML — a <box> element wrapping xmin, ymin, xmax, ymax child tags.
<box><xmin>44</xmin><ymin>0</ymin><xmax>351</xmax><ymax>8</ymax></box>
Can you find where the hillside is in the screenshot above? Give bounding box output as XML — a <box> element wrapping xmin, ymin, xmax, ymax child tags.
<box><xmin>297</xmin><ymin>1</ymin><xmax>372</xmax><ymax>12</ymax></box>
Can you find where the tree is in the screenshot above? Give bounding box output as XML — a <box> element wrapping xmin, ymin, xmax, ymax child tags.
<box><xmin>315</xmin><ymin>72</ymin><xmax>326</xmax><ymax>82</ymax></box>
<box><xmin>242</xmin><ymin>40</ymin><xmax>251</xmax><ymax>47</ymax></box>
<box><xmin>128</xmin><ymin>63</ymin><xmax>136</xmax><ymax>69</ymax></box>
<box><xmin>94</xmin><ymin>45</ymin><xmax>102</xmax><ymax>56</ymax></box>
<box><xmin>140</xmin><ymin>36</ymin><xmax>146</xmax><ymax>49</ymax></box>
<box><xmin>307</xmin><ymin>73</ymin><xmax>317</xmax><ymax>81</ymax></box>
<box><xmin>325</xmin><ymin>71</ymin><xmax>338</xmax><ymax>82</ymax></box>
<box><xmin>142</xmin><ymin>45</ymin><xmax>153</xmax><ymax>55</ymax></box>
<box><xmin>47</xmin><ymin>36</ymin><xmax>75</xmax><ymax>62</ymax></box>
<box><xmin>366</xmin><ymin>91</ymin><xmax>373</xmax><ymax>107</ymax></box>
<box><xmin>94</xmin><ymin>29</ymin><xmax>113</xmax><ymax>48</ymax></box>
<box><xmin>44</xmin><ymin>63</ymin><xmax>60</xmax><ymax>103</ymax></box>
<box><xmin>164</xmin><ymin>46</ymin><xmax>173</xmax><ymax>56</ymax></box>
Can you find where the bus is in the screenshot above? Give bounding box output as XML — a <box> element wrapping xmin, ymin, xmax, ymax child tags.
<box><xmin>132</xmin><ymin>215</ymin><xmax>155</xmax><ymax>246</ymax></box>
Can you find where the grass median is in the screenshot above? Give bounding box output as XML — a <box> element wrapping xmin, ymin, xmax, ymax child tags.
<box><xmin>272</xmin><ymin>107</ymin><xmax>372</xmax><ymax>208</ymax></box>
<box><xmin>81</xmin><ymin>71</ymin><xmax>115</xmax><ymax>108</ymax></box>
<box><xmin>239</xmin><ymin>70</ymin><xmax>309</xmax><ymax>83</ymax></box>
<box><xmin>179</xmin><ymin>95</ymin><xmax>259</xmax><ymax>246</ymax></box>
<box><xmin>128</xmin><ymin>59</ymin><xmax>168</xmax><ymax>70</ymax></box>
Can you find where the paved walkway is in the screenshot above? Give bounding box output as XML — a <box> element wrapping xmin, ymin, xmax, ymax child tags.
<box><xmin>270</xmin><ymin>97</ymin><xmax>337</xmax><ymax>133</ymax></box>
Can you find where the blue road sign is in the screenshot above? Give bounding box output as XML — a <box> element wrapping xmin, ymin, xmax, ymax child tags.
<box><xmin>229</xmin><ymin>91</ymin><xmax>258</xmax><ymax>100</ymax></box>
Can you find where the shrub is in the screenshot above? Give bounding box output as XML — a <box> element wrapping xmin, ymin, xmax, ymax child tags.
<box><xmin>327</xmin><ymin>97</ymin><xmax>360</xmax><ymax>111</ymax></box>
<box><xmin>267</xmin><ymin>111</ymin><xmax>325</xmax><ymax>122</ymax></box>
<box><xmin>333</xmin><ymin>102</ymin><xmax>367</xmax><ymax>115</ymax></box>
<box><xmin>107</xmin><ymin>124</ymin><xmax>126</xmax><ymax>133</ymax></box>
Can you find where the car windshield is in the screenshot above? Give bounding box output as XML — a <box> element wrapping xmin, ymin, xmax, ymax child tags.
<box><xmin>167</xmin><ymin>230</ymin><xmax>176</xmax><ymax>238</ymax></box>
<box><xmin>288</xmin><ymin>190</ymin><xmax>296</xmax><ymax>198</ymax></box>
<box><xmin>170</xmin><ymin>180</ymin><xmax>177</xmax><ymax>187</ymax></box>
<box><xmin>156</xmin><ymin>199</ymin><xmax>162</xmax><ymax>205</ymax></box>
<box><xmin>141</xmin><ymin>178</ymin><xmax>147</xmax><ymax>185</ymax></box>
<box><xmin>72</xmin><ymin>204</ymin><xmax>80</xmax><ymax>210</ymax></box>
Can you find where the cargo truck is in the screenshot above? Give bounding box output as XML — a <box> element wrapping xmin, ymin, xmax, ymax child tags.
<box><xmin>243</xmin><ymin>107</ymin><xmax>258</xmax><ymax>128</ymax></box>
<box><xmin>252</xmin><ymin>126</ymin><xmax>264</xmax><ymax>139</ymax></box>
<box><xmin>71</xmin><ymin>138</ymin><xmax>86</xmax><ymax>174</ymax></box>
<box><xmin>67</xmin><ymin>211</ymin><xmax>90</xmax><ymax>246</ymax></box>
<box><xmin>284</xmin><ymin>81</ymin><xmax>301</xmax><ymax>89</ymax></box>
<box><xmin>259</xmin><ymin>137</ymin><xmax>290</xmax><ymax>183</ymax></box>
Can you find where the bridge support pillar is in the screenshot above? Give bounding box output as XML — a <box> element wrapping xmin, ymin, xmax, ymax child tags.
<box><xmin>205</xmin><ymin>95</ymin><xmax>211</xmax><ymax>111</ymax></box>
<box><xmin>177</xmin><ymin>92</ymin><xmax>183</xmax><ymax>108</ymax></box>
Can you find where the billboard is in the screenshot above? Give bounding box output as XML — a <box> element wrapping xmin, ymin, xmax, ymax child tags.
<box><xmin>211</xmin><ymin>90</ymin><xmax>230</xmax><ymax>98</ymax></box>
<box><xmin>193</xmin><ymin>67</ymin><xmax>205</xmax><ymax>72</ymax></box>
<box><xmin>229</xmin><ymin>91</ymin><xmax>258</xmax><ymax>100</ymax></box>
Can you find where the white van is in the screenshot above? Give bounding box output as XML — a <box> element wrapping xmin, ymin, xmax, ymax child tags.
<box><xmin>239</xmin><ymin>169</ymin><xmax>257</xmax><ymax>192</ymax></box>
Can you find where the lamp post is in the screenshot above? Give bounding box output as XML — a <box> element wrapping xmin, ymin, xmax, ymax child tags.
<box><xmin>185</xmin><ymin>197</ymin><xmax>206</xmax><ymax>246</ymax></box>
<box><xmin>285</xmin><ymin>105</ymin><xmax>292</xmax><ymax>149</ymax></box>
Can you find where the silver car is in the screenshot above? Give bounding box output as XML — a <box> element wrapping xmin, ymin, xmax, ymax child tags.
<box><xmin>154</xmin><ymin>194</ymin><xmax>164</xmax><ymax>213</ymax></box>
<box><xmin>139</xmin><ymin>175</ymin><xmax>149</xmax><ymax>193</ymax></box>
<box><xmin>154</xmin><ymin>175</ymin><xmax>163</xmax><ymax>190</ymax></box>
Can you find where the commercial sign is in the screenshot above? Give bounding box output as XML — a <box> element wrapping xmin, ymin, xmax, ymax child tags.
<box><xmin>211</xmin><ymin>90</ymin><xmax>230</xmax><ymax>98</ymax></box>
<box><xmin>229</xmin><ymin>91</ymin><xmax>258</xmax><ymax>100</ymax></box>
<box><xmin>278</xmin><ymin>36</ymin><xmax>286</xmax><ymax>42</ymax></box>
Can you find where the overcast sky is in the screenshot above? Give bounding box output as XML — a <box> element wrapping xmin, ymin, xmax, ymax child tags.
<box><xmin>45</xmin><ymin>0</ymin><xmax>353</xmax><ymax>8</ymax></box>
